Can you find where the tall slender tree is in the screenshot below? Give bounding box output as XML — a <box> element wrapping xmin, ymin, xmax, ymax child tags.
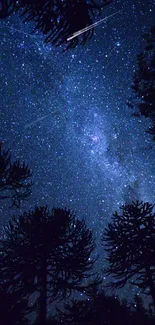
<box><xmin>102</xmin><ymin>201</ymin><xmax>155</xmax><ymax>308</ymax></box>
<box><xmin>0</xmin><ymin>206</ymin><xmax>99</xmax><ymax>324</ymax></box>
<box><xmin>0</xmin><ymin>142</ymin><xmax>33</xmax><ymax>207</ymax></box>
<box><xmin>0</xmin><ymin>0</ymin><xmax>112</xmax><ymax>50</ymax></box>
<box><xmin>127</xmin><ymin>26</ymin><xmax>155</xmax><ymax>140</ymax></box>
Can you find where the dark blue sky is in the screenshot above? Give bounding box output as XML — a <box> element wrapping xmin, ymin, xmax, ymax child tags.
<box><xmin>0</xmin><ymin>0</ymin><xmax>155</xmax><ymax>301</ymax></box>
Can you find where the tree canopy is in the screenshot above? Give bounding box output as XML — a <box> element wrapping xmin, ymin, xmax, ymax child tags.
<box><xmin>0</xmin><ymin>206</ymin><xmax>99</xmax><ymax>323</ymax></box>
<box><xmin>102</xmin><ymin>200</ymin><xmax>155</xmax><ymax>308</ymax></box>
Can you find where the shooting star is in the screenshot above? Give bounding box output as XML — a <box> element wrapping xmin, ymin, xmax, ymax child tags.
<box><xmin>24</xmin><ymin>114</ymin><xmax>51</xmax><ymax>129</ymax></box>
<box><xmin>67</xmin><ymin>10</ymin><xmax>121</xmax><ymax>41</ymax></box>
<box><xmin>0</xmin><ymin>26</ymin><xmax>36</xmax><ymax>38</ymax></box>
<box><xmin>24</xmin><ymin>111</ymin><xmax>60</xmax><ymax>129</ymax></box>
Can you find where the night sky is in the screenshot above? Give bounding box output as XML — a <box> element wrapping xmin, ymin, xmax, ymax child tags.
<box><xmin>0</xmin><ymin>0</ymin><xmax>155</xmax><ymax>300</ymax></box>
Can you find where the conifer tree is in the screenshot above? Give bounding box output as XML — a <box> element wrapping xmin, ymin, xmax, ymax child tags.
<box><xmin>102</xmin><ymin>201</ymin><xmax>155</xmax><ymax>308</ymax></box>
<box><xmin>127</xmin><ymin>26</ymin><xmax>155</xmax><ymax>140</ymax></box>
<box><xmin>0</xmin><ymin>206</ymin><xmax>99</xmax><ymax>324</ymax></box>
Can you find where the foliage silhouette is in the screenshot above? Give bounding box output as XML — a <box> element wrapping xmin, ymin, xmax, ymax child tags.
<box><xmin>59</xmin><ymin>298</ymin><xmax>93</xmax><ymax>325</ymax></box>
<box><xmin>0</xmin><ymin>142</ymin><xmax>33</xmax><ymax>207</ymax></box>
<box><xmin>59</xmin><ymin>289</ymin><xmax>153</xmax><ymax>325</ymax></box>
<box><xmin>102</xmin><ymin>200</ymin><xmax>155</xmax><ymax>308</ymax></box>
<box><xmin>0</xmin><ymin>206</ymin><xmax>99</xmax><ymax>324</ymax></box>
<box><xmin>0</xmin><ymin>0</ymin><xmax>112</xmax><ymax>50</ymax></box>
<box><xmin>127</xmin><ymin>26</ymin><xmax>155</xmax><ymax>140</ymax></box>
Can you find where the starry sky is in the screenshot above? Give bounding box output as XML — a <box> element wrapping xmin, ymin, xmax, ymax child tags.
<box><xmin>0</xmin><ymin>0</ymin><xmax>155</xmax><ymax>299</ymax></box>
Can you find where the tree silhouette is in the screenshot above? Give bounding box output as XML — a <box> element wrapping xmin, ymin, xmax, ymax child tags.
<box><xmin>0</xmin><ymin>206</ymin><xmax>99</xmax><ymax>324</ymax></box>
<box><xmin>58</xmin><ymin>299</ymin><xmax>93</xmax><ymax>325</ymax></box>
<box><xmin>0</xmin><ymin>142</ymin><xmax>33</xmax><ymax>207</ymax></box>
<box><xmin>92</xmin><ymin>291</ymin><xmax>132</xmax><ymax>325</ymax></box>
<box><xmin>127</xmin><ymin>26</ymin><xmax>155</xmax><ymax>140</ymax></box>
<box><xmin>102</xmin><ymin>201</ymin><xmax>155</xmax><ymax>308</ymax></box>
<box><xmin>59</xmin><ymin>290</ymin><xmax>133</xmax><ymax>325</ymax></box>
<box><xmin>0</xmin><ymin>0</ymin><xmax>112</xmax><ymax>50</ymax></box>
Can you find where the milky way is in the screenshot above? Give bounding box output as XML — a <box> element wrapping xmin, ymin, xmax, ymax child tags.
<box><xmin>0</xmin><ymin>0</ymin><xmax>155</xmax><ymax>299</ymax></box>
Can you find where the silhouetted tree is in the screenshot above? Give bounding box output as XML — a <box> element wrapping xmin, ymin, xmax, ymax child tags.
<box><xmin>0</xmin><ymin>142</ymin><xmax>33</xmax><ymax>207</ymax></box>
<box><xmin>59</xmin><ymin>290</ymin><xmax>133</xmax><ymax>325</ymax></box>
<box><xmin>0</xmin><ymin>0</ymin><xmax>112</xmax><ymax>50</ymax></box>
<box><xmin>93</xmin><ymin>291</ymin><xmax>132</xmax><ymax>325</ymax></box>
<box><xmin>0</xmin><ymin>206</ymin><xmax>99</xmax><ymax>324</ymax></box>
<box><xmin>127</xmin><ymin>26</ymin><xmax>155</xmax><ymax>140</ymax></box>
<box><xmin>102</xmin><ymin>201</ymin><xmax>155</xmax><ymax>308</ymax></box>
<box><xmin>59</xmin><ymin>299</ymin><xmax>92</xmax><ymax>325</ymax></box>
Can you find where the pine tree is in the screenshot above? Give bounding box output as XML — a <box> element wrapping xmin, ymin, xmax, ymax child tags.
<box><xmin>102</xmin><ymin>201</ymin><xmax>155</xmax><ymax>308</ymax></box>
<box><xmin>0</xmin><ymin>206</ymin><xmax>99</xmax><ymax>324</ymax></box>
<box><xmin>127</xmin><ymin>26</ymin><xmax>155</xmax><ymax>140</ymax></box>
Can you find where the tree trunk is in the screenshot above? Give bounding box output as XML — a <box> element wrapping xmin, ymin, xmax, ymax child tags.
<box><xmin>38</xmin><ymin>254</ymin><xmax>47</xmax><ymax>324</ymax></box>
<box><xmin>138</xmin><ymin>229</ymin><xmax>155</xmax><ymax>310</ymax></box>
<box><xmin>145</xmin><ymin>265</ymin><xmax>155</xmax><ymax>310</ymax></box>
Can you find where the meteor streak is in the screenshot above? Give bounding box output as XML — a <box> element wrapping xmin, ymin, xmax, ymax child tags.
<box><xmin>24</xmin><ymin>114</ymin><xmax>51</xmax><ymax>129</ymax></box>
<box><xmin>67</xmin><ymin>10</ymin><xmax>121</xmax><ymax>41</ymax></box>
<box><xmin>24</xmin><ymin>111</ymin><xmax>60</xmax><ymax>129</ymax></box>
